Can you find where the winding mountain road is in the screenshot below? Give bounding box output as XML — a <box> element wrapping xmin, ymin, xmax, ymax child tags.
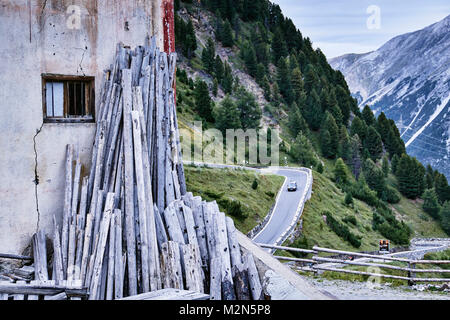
<box><xmin>186</xmin><ymin>163</ymin><xmax>312</xmax><ymax>246</ymax></box>
<box><xmin>253</xmin><ymin>168</ymin><xmax>309</xmax><ymax>245</ymax></box>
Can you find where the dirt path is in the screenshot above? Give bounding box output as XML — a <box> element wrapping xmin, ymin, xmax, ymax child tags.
<box><xmin>307</xmin><ymin>278</ymin><xmax>450</xmax><ymax>300</ymax></box>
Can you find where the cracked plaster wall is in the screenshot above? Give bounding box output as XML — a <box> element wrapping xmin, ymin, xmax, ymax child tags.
<box><xmin>0</xmin><ymin>0</ymin><xmax>166</xmax><ymax>255</ymax></box>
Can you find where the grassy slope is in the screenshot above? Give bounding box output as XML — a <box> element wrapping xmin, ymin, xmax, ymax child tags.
<box><xmin>184</xmin><ymin>166</ymin><xmax>285</xmax><ymax>233</ymax></box>
<box><xmin>175</xmin><ymin>5</ymin><xmax>446</xmax><ymax>251</ymax></box>
<box><xmin>301</xmin><ymin>171</ymin><xmax>384</xmax><ymax>252</ymax></box>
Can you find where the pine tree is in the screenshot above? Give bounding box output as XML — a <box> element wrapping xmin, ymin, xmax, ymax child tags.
<box><xmin>291</xmin><ymin>68</ymin><xmax>304</xmax><ymax>102</ymax></box>
<box><xmin>422</xmin><ymin>189</ymin><xmax>441</xmax><ymax>220</ymax></box>
<box><xmin>290</xmin><ymin>132</ymin><xmax>317</xmax><ymax>168</ymax></box>
<box><xmin>391</xmin><ymin>154</ymin><xmax>399</xmax><ymax>174</ymax></box>
<box><xmin>212</xmin><ymin>78</ymin><xmax>218</xmax><ymax>96</ymax></box>
<box><xmin>261</xmin><ymin>76</ymin><xmax>271</xmax><ymax>100</ymax></box>
<box><xmin>221</xmin><ymin>19</ymin><xmax>234</xmax><ymax>47</ymax></box>
<box><xmin>221</xmin><ymin>61</ymin><xmax>233</xmax><ymax>94</ymax></box>
<box><xmin>214</xmin><ymin>56</ymin><xmax>224</xmax><ymax>81</ymax></box>
<box><xmin>441</xmin><ymin>201</ymin><xmax>450</xmax><ymax>235</ymax></box>
<box><xmin>320</xmin><ymin>113</ymin><xmax>339</xmax><ymax>158</ymax></box>
<box><xmin>202</xmin><ymin>38</ymin><xmax>216</xmax><ymax>73</ymax></box>
<box><xmin>396</xmin><ymin>154</ymin><xmax>425</xmax><ymax>199</ymax></box>
<box><xmin>350</xmin><ymin>116</ymin><xmax>367</xmax><ymax>142</ymax></box>
<box><xmin>362</xmin><ymin>105</ymin><xmax>376</xmax><ymax>126</ymax></box>
<box><xmin>213</xmin><ymin>95</ymin><xmax>241</xmax><ymax>133</ymax></box>
<box><xmin>350</xmin><ymin>134</ymin><xmax>363</xmax><ymax>179</ymax></box>
<box><xmin>304</xmin><ymin>89</ymin><xmax>322</xmax><ymax>130</ymax></box>
<box><xmin>255</xmin><ymin>63</ymin><xmax>265</xmax><ymax>84</ymax></box>
<box><xmin>435</xmin><ymin>173</ymin><xmax>450</xmax><ymax>204</ymax></box>
<box><xmin>194</xmin><ymin>79</ymin><xmax>214</xmax><ymax>122</ymax></box>
<box><xmin>338</xmin><ymin>125</ymin><xmax>351</xmax><ymax>161</ymax></box>
<box><xmin>363</xmin><ymin>158</ymin><xmax>386</xmax><ymax>196</ymax></box>
<box><xmin>382</xmin><ymin>155</ymin><xmax>389</xmax><ymax>177</ymax></box>
<box><xmin>376</xmin><ymin>112</ymin><xmax>391</xmax><ymax>141</ymax></box>
<box><xmin>235</xmin><ymin>87</ymin><xmax>261</xmax><ymax>129</ymax></box>
<box><xmin>288</xmin><ymin>103</ymin><xmax>308</xmax><ymax>137</ymax></box>
<box><xmin>271</xmin><ymin>28</ymin><xmax>287</xmax><ymax>63</ymax></box>
<box><xmin>277</xmin><ymin>57</ymin><xmax>294</xmax><ymax>104</ymax></box>
<box><xmin>334</xmin><ymin>158</ymin><xmax>348</xmax><ymax>185</ymax></box>
<box><xmin>185</xmin><ymin>19</ymin><xmax>197</xmax><ymax>58</ymax></box>
<box><xmin>365</xmin><ymin>126</ymin><xmax>383</xmax><ymax>161</ymax></box>
<box><xmin>241</xmin><ymin>41</ymin><xmax>257</xmax><ymax>77</ymax></box>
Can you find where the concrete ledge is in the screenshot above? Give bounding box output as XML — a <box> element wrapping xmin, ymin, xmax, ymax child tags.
<box><xmin>237</xmin><ymin>231</ymin><xmax>333</xmax><ymax>300</ymax></box>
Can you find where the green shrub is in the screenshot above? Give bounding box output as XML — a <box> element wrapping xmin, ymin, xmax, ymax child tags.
<box><xmin>381</xmin><ymin>185</ymin><xmax>401</xmax><ymax>204</ymax></box>
<box><xmin>349</xmin><ymin>179</ymin><xmax>379</xmax><ymax>207</ymax></box>
<box><xmin>290</xmin><ymin>236</ymin><xmax>310</xmax><ymax>258</ymax></box>
<box><xmin>343</xmin><ymin>215</ymin><xmax>357</xmax><ymax>226</ymax></box>
<box><xmin>324</xmin><ymin>211</ymin><xmax>361</xmax><ymax>248</ymax></box>
<box><xmin>372</xmin><ymin>207</ymin><xmax>411</xmax><ymax>245</ymax></box>
<box><xmin>252</xmin><ymin>179</ymin><xmax>259</xmax><ymax>190</ymax></box>
<box><xmin>344</xmin><ymin>193</ymin><xmax>354</xmax><ymax>206</ymax></box>
<box><xmin>218</xmin><ymin>198</ymin><xmax>248</xmax><ymax>219</ymax></box>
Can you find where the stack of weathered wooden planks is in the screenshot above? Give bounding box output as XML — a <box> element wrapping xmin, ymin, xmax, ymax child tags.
<box><xmin>32</xmin><ymin>38</ymin><xmax>263</xmax><ymax>300</ymax></box>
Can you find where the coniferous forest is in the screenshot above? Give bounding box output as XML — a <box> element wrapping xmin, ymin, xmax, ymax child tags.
<box><xmin>174</xmin><ymin>0</ymin><xmax>450</xmax><ymax>246</ymax></box>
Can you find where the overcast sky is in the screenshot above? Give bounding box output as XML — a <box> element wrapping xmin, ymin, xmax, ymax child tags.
<box><xmin>272</xmin><ymin>0</ymin><xmax>450</xmax><ymax>58</ymax></box>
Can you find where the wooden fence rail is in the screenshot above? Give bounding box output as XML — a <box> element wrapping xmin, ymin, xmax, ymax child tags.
<box><xmin>258</xmin><ymin>243</ymin><xmax>450</xmax><ymax>285</ymax></box>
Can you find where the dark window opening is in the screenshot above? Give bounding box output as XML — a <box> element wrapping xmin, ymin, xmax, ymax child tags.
<box><xmin>42</xmin><ymin>74</ymin><xmax>95</xmax><ymax>123</ymax></box>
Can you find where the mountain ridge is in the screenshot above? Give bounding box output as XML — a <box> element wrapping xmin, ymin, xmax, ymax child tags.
<box><xmin>330</xmin><ymin>14</ymin><xmax>450</xmax><ymax>178</ymax></box>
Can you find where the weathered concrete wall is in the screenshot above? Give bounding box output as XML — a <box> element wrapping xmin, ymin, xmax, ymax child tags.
<box><xmin>0</xmin><ymin>0</ymin><xmax>169</xmax><ymax>255</ymax></box>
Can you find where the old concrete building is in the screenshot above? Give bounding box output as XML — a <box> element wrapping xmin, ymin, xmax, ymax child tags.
<box><xmin>0</xmin><ymin>0</ymin><xmax>174</xmax><ymax>255</ymax></box>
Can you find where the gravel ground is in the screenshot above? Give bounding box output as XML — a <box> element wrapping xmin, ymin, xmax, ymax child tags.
<box><xmin>307</xmin><ymin>278</ymin><xmax>450</xmax><ymax>300</ymax></box>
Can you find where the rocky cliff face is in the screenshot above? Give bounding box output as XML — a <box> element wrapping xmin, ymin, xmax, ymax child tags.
<box><xmin>330</xmin><ymin>15</ymin><xmax>450</xmax><ymax>178</ymax></box>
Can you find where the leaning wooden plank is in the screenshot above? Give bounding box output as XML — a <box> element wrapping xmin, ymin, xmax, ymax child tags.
<box><xmin>155</xmin><ymin>53</ymin><xmax>166</xmax><ymax>211</ymax></box>
<box><xmin>68</xmin><ymin>148</ymin><xmax>82</xmax><ymax>279</ymax></box>
<box><xmin>114</xmin><ymin>209</ymin><xmax>123</xmax><ymax>300</ymax></box>
<box><xmin>225</xmin><ymin>217</ymin><xmax>242</xmax><ymax>271</ymax></box>
<box><xmin>88</xmin><ymin>120</ymin><xmax>107</xmax><ymax>234</ymax></box>
<box><xmin>182</xmin><ymin>204</ymin><xmax>203</xmax><ymax>279</ymax></box>
<box><xmin>106</xmin><ymin>209</ymin><xmax>116</xmax><ymax>300</ymax></box>
<box><xmin>209</xmin><ymin>257</ymin><xmax>221</xmax><ymax>301</ymax></box>
<box><xmin>182</xmin><ymin>204</ymin><xmax>200</xmax><ymax>249</ymax></box>
<box><xmin>175</xmin><ymin>201</ymin><xmax>188</xmax><ymax>244</ymax></box>
<box><xmin>52</xmin><ymin>216</ymin><xmax>64</xmax><ymax>282</ymax></box>
<box><xmin>203</xmin><ymin>202</ymin><xmax>218</xmax><ymax>261</ymax></box>
<box><xmin>154</xmin><ymin>204</ymin><xmax>168</xmax><ymax>250</ymax></box>
<box><xmin>67</xmin><ymin>220</ymin><xmax>77</xmax><ymax>281</ymax></box>
<box><xmin>182</xmin><ymin>244</ymin><xmax>204</xmax><ymax>293</ymax></box>
<box><xmin>80</xmin><ymin>214</ymin><xmax>94</xmax><ymax>285</ymax></box>
<box><xmin>160</xmin><ymin>241</ymin><xmax>183</xmax><ymax>290</ymax></box>
<box><xmin>122</xmin><ymin>69</ymin><xmax>138</xmax><ymax>296</ymax></box>
<box><xmin>232</xmin><ymin>264</ymin><xmax>250</xmax><ymax>300</ymax></box>
<box><xmin>32</xmin><ymin>230</ymin><xmax>48</xmax><ymax>281</ymax></box>
<box><xmin>119</xmin><ymin>289</ymin><xmax>209</xmax><ymax>300</ymax></box>
<box><xmin>245</xmin><ymin>253</ymin><xmax>263</xmax><ymax>300</ymax></box>
<box><xmin>74</xmin><ymin>177</ymin><xmax>88</xmax><ymax>280</ymax></box>
<box><xmin>89</xmin><ymin>193</ymin><xmax>114</xmax><ymax>300</ymax></box>
<box><xmin>215</xmin><ymin>211</ymin><xmax>235</xmax><ymax>300</ymax></box>
<box><xmin>181</xmin><ymin>192</ymin><xmax>193</xmax><ymax>208</ymax></box>
<box><xmin>163</xmin><ymin>202</ymin><xmax>185</xmax><ymax>244</ymax></box>
<box><xmin>192</xmin><ymin>197</ymin><xmax>209</xmax><ymax>269</ymax></box>
<box><xmin>130</xmin><ymin>109</ymin><xmax>151</xmax><ymax>293</ymax></box>
<box><xmin>61</xmin><ymin>144</ymin><xmax>73</xmax><ymax>276</ymax></box>
<box><xmin>0</xmin><ymin>283</ymin><xmax>87</xmax><ymax>298</ymax></box>
<box><xmin>133</xmin><ymin>85</ymin><xmax>161</xmax><ymax>290</ymax></box>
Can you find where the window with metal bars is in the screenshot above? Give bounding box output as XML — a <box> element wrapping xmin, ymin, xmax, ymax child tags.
<box><xmin>42</xmin><ymin>74</ymin><xmax>95</xmax><ymax>123</ymax></box>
